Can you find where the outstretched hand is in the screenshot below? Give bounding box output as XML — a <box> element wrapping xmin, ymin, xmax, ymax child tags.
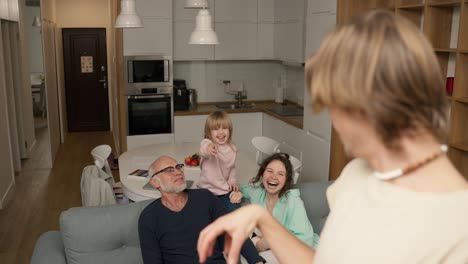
<box><xmin>207</xmin><ymin>143</ymin><xmax>218</xmax><ymax>156</ymax></box>
<box><xmin>197</xmin><ymin>204</ymin><xmax>266</xmax><ymax>264</ymax></box>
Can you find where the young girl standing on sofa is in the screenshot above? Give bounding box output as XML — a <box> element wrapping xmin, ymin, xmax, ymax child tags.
<box><xmin>197</xmin><ymin>111</ymin><xmax>241</xmax><ymax>211</ymax></box>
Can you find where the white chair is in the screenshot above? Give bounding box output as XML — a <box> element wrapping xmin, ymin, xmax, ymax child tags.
<box><xmin>251</xmin><ymin>136</ymin><xmax>281</xmax><ymax>165</ymax></box>
<box><xmin>91</xmin><ymin>145</ymin><xmax>126</xmax><ymax>203</ymax></box>
<box><xmin>289</xmin><ymin>154</ymin><xmax>302</xmax><ymax>184</ymax></box>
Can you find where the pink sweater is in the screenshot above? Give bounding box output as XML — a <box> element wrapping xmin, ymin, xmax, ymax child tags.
<box><xmin>197</xmin><ymin>138</ymin><xmax>237</xmax><ymax>195</ymax></box>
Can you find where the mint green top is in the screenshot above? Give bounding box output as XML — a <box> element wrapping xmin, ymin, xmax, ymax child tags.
<box><xmin>241</xmin><ymin>185</ymin><xmax>319</xmax><ymax>249</ymax></box>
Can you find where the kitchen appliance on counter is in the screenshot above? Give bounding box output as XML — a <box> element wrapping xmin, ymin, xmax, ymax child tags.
<box><xmin>173</xmin><ymin>79</ymin><xmax>190</xmax><ymax>111</ymax></box>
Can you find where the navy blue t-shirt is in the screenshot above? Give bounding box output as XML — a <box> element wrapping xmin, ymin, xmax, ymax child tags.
<box><xmin>138</xmin><ymin>189</ymin><xmax>264</xmax><ymax>264</ymax></box>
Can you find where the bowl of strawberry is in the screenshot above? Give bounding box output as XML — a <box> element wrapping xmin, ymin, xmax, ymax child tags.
<box><xmin>184</xmin><ymin>153</ymin><xmax>200</xmax><ymax>167</ymax></box>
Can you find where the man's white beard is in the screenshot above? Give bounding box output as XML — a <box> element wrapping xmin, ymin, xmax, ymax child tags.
<box><xmin>159</xmin><ymin>180</ymin><xmax>187</xmax><ymax>193</ymax></box>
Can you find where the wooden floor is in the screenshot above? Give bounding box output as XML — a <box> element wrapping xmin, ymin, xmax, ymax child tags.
<box><xmin>0</xmin><ymin>130</ymin><xmax>116</xmax><ymax>264</ymax></box>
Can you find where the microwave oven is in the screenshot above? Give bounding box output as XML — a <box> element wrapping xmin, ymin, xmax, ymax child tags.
<box><xmin>124</xmin><ymin>55</ymin><xmax>173</xmax><ymax>94</ymax></box>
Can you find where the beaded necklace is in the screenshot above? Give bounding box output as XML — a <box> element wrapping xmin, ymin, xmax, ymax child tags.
<box><xmin>373</xmin><ymin>145</ymin><xmax>448</xmax><ymax>181</ymax></box>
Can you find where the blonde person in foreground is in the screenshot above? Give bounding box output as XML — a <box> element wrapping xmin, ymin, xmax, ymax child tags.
<box><xmin>197</xmin><ymin>9</ymin><xmax>468</xmax><ymax>264</ymax></box>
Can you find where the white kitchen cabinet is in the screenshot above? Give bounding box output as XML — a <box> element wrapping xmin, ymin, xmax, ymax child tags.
<box><xmin>307</xmin><ymin>0</ymin><xmax>337</xmax><ymax>15</ymax></box>
<box><xmin>302</xmin><ymin>70</ymin><xmax>332</xmax><ymax>140</ymax></box>
<box><xmin>214</xmin><ymin>23</ymin><xmax>257</xmax><ymax>60</ymax></box>
<box><xmin>214</xmin><ymin>0</ymin><xmax>258</xmax><ymax>23</ymax></box>
<box><xmin>173</xmin><ymin>22</ymin><xmax>215</xmax><ymax>60</ymax></box>
<box><xmin>274</xmin><ymin>0</ymin><xmax>305</xmax><ymax>22</ymax></box>
<box><xmin>258</xmin><ymin>0</ymin><xmax>275</xmax><ymax>23</ymax></box>
<box><xmin>124</xmin><ymin>0</ymin><xmax>172</xmax><ymax>56</ymax></box>
<box><xmin>257</xmin><ymin>23</ymin><xmax>275</xmax><ymax>59</ymax></box>
<box><xmin>274</xmin><ymin>22</ymin><xmax>304</xmax><ymax>63</ymax></box>
<box><xmin>300</xmin><ymin>131</ymin><xmax>330</xmax><ymax>182</ymax></box>
<box><xmin>230</xmin><ymin>113</ymin><xmax>263</xmax><ymax>158</ymax></box>
<box><xmin>304</xmin><ymin>12</ymin><xmax>336</xmax><ymax>60</ymax></box>
<box><xmin>174</xmin><ymin>115</ymin><xmax>208</xmax><ymax>143</ymax></box>
<box><xmin>262</xmin><ymin>114</ymin><xmax>284</xmax><ymax>144</ymax></box>
<box><xmin>262</xmin><ymin>114</ymin><xmax>302</xmax><ymax>158</ymax></box>
<box><xmin>173</xmin><ymin>0</ymin><xmax>215</xmax><ymax>21</ymax></box>
<box><xmin>262</xmin><ymin>113</ymin><xmax>330</xmax><ymax>182</ymax></box>
<box><xmin>136</xmin><ymin>0</ymin><xmax>171</xmax><ymax>19</ymax></box>
<box><xmin>123</xmin><ymin>18</ymin><xmax>172</xmax><ymax>55</ymax></box>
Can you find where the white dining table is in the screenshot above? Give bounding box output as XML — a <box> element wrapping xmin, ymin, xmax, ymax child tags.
<box><xmin>119</xmin><ymin>142</ymin><xmax>259</xmax><ymax>202</ymax></box>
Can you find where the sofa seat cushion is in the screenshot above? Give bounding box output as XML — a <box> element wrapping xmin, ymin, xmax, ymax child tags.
<box><xmin>60</xmin><ymin>200</ymin><xmax>153</xmax><ymax>264</ymax></box>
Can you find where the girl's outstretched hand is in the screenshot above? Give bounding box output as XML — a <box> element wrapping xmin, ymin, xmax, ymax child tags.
<box><xmin>207</xmin><ymin>143</ymin><xmax>217</xmax><ymax>156</ymax></box>
<box><xmin>197</xmin><ymin>204</ymin><xmax>266</xmax><ymax>264</ymax></box>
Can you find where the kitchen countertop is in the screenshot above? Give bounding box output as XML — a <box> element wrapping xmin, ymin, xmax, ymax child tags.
<box><xmin>174</xmin><ymin>100</ymin><xmax>304</xmax><ymax>129</ymax></box>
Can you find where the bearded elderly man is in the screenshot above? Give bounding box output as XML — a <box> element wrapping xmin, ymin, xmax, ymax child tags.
<box><xmin>138</xmin><ymin>156</ymin><xmax>265</xmax><ymax>264</ymax></box>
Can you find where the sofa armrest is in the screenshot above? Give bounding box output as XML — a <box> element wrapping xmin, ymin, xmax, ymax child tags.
<box><xmin>31</xmin><ymin>231</ymin><xmax>66</xmax><ymax>264</ymax></box>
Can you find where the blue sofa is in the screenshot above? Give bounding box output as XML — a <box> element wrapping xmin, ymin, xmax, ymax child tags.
<box><xmin>31</xmin><ymin>181</ymin><xmax>331</xmax><ymax>264</ymax></box>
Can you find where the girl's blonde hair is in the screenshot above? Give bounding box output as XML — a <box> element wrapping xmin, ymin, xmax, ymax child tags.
<box><xmin>204</xmin><ymin>111</ymin><xmax>233</xmax><ymax>144</ymax></box>
<box><xmin>306</xmin><ymin>10</ymin><xmax>449</xmax><ymax>149</ymax></box>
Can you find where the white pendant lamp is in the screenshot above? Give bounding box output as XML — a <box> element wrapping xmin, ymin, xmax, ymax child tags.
<box><xmin>32</xmin><ymin>16</ymin><xmax>41</xmax><ymax>27</ymax></box>
<box><xmin>189</xmin><ymin>9</ymin><xmax>219</xmax><ymax>45</ymax></box>
<box><xmin>115</xmin><ymin>0</ymin><xmax>143</xmax><ymax>28</ymax></box>
<box><xmin>184</xmin><ymin>0</ymin><xmax>208</xmax><ymax>9</ymax></box>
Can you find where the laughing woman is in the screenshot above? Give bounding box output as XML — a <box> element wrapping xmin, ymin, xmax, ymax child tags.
<box><xmin>240</xmin><ymin>153</ymin><xmax>319</xmax><ymax>251</ymax></box>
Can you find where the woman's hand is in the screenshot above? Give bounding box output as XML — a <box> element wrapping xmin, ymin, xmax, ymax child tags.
<box><xmin>229</xmin><ymin>191</ymin><xmax>243</xmax><ymax>204</ymax></box>
<box><xmin>207</xmin><ymin>143</ymin><xmax>217</xmax><ymax>156</ymax></box>
<box><xmin>198</xmin><ymin>204</ymin><xmax>267</xmax><ymax>264</ymax></box>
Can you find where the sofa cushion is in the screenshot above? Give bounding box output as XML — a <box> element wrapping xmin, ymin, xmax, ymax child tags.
<box><xmin>31</xmin><ymin>231</ymin><xmax>66</xmax><ymax>264</ymax></box>
<box><xmin>296</xmin><ymin>181</ymin><xmax>332</xmax><ymax>235</ymax></box>
<box><xmin>60</xmin><ymin>199</ymin><xmax>153</xmax><ymax>264</ymax></box>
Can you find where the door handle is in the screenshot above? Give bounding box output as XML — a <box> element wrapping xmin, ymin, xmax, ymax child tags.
<box><xmin>99</xmin><ymin>76</ymin><xmax>107</xmax><ymax>89</ymax></box>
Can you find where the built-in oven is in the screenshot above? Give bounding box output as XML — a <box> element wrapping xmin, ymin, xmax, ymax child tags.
<box><xmin>124</xmin><ymin>55</ymin><xmax>172</xmax><ymax>95</ymax></box>
<box><xmin>126</xmin><ymin>87</ymin><xmax>173</xmax><ymax>136</ymax></box>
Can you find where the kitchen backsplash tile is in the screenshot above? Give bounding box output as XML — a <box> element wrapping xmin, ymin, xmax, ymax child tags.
<box><xmin>174</xmin><ymin>61</ymin><xmax>303</xmax><ymax>104</ymax></box>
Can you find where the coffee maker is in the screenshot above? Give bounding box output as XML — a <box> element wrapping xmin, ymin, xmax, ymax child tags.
<box><xmin>173</xmin><ymin>79</ymin><xmax>190</xmax><ymax>111</ymax></box>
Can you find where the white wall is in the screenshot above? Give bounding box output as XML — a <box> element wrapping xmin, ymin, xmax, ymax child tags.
<box><xmin>0</xmin><ymin>20</ymin><xmax>16</xmax><ymax>209</ymax></box>
<box><xmin>25</xmin><ymin>6</ymin><xmax>43</xmax><ymax>73</ymax></box>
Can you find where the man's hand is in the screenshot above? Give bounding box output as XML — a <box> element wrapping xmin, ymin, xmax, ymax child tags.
<box><xmin>198</xmin><ymin>205</ymin><xmax>267</xmax><ymax>264</ymax></box>
<box><xmin>229</xmin><ymin>191</ymin><xmax>243</xmax><ymax>204</ymax></box>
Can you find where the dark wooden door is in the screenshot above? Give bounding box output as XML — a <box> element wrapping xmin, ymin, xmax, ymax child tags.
<box><xmin>63</xmin><ymin>28</ymin><xmax>109</xmax><ymax>131</ymax></box>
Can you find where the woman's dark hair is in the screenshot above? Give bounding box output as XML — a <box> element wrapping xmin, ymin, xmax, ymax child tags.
<box><xmin>249</xmin><ymin>152</ymin><xmax>293</xmax><ymax>198</ymax></box>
